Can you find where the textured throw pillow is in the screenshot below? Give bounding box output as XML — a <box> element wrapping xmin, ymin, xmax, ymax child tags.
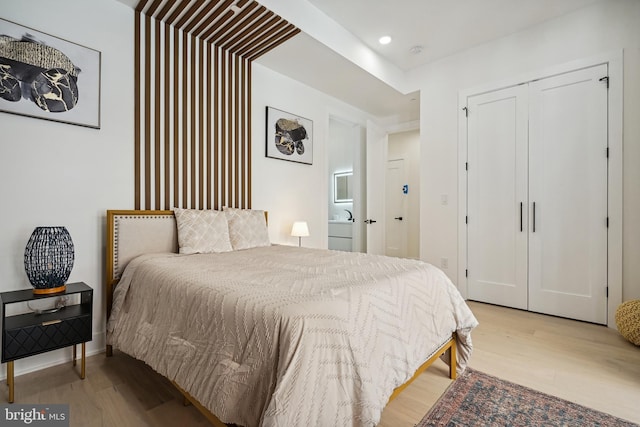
<box><xmin>173</xmin><ymin>208</ymin><xmax>233</xmax><ymax>254</ymax></box>
<box><xmin>223</xmin><ymin>207</ymin><xmax>270</xmax><ymax>250</ymax></box>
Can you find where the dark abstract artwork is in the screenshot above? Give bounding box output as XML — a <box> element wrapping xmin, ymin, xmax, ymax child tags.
<box><xmin>0</xmin><ymin>18</ymin><xmax>101</xmax><ymax>128</ymax></box>
<box><xmin>266</xmin><ymin>106</ymin><xmax>313</xmax><ymax>165</ymax></box>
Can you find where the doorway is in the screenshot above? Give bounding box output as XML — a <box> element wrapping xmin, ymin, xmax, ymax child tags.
<box><xmin>386</xmin><ymin>130</ymin><xmax>420</xmax><ymax>259</ymax></box>
<box><xmin>328</xmin><ymin>118</ymin><xmax>421</xmax><ymax>257</ymax></box>
<box><xmin>327</xmin><ymin>116</ymin><xmax>366</xmax><ymax>252</ymax></box>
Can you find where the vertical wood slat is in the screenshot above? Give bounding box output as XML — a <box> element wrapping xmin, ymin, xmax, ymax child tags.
<box><xmin>220</xmin><ymin>50</ymin><xmax>227</xmax><ymax>208</ymax></box>
<box><xmin>164</xmin><ymin>22</ymin><xmax>171</xmax><ymax>210</ymax></box>
<box><xmin>199</xmin><ymin>40</ymin><xmax>205</xmax><ymax>209</ymax></box>
<box><xmin>173</xmin><ymin>27</ymin><xmax>180</xmax><ymax>208</ymax></box>
<box><xmin>241</xmin><ymin>58</ymin><xmax>246</xmax><ymax>209</ymax></box>
<box><xmin>190</xmin><ymin>36</ymin><xmax>197</xmax><ymax>208</ymax></box>
<box><xmin>247</xmin><ymin>61</ymin><xmax>252</xmax><ymax>209</ymax></box>
<box><xmin>206</xmin><ymin>44</ymin><xmax>212</xmax><ymax>209</ymax></box>
<box><xmin>144</xmin><ymin>14</ymin><xmax>151</xmax><ymax>210</ymax></box>
<box><xmin>154</xmin><ymin>18</ymin><xmax>161</xmax><ymax>209</ymax></box>
<box><xmin>234</xmin><ymin>55</ymin><xmax>240</xmax><ymax>207</ymax></box>
<box><xmin>226</xmin><ymin>52</ymin><xmax>233</xmax><ymax>206</ymax></box>
<box><xmin>182</xmin><ymin>34</ymin><xmax>188</xmax><ymax>208</ymax></box>
<box><xmin>134</xmin><ymin>11</ymin><xmax>141</xmax><ymax>210</ymax></box>
<box><xmin>135</xmin><ymin>0</ymin><xmax>299</xmax><ymax>211</ymax></box>
<box><xmin>213</xmin><ymin>47</ymin><xmax>219</xmax><ymax>210</ymax></box>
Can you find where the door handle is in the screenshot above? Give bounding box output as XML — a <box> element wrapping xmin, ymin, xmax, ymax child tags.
<box><xmin>364</xmin><ymin>219</ymin><xmax>377</xmax><ymax>224</ymax></box>
<box><xmin>532</xmin><ymin>202</ymin><xmax>536</xmax><ymax>233</ymax></box>
<box><xmin>394</xmin><ymin>216</ymin><xmax>403</xmax><ymax>221</ymax></box>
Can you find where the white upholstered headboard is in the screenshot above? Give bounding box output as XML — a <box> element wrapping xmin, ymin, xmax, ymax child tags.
<box><xmin>106</xmin><ymin>210</ymin><xmax>177</xmax><ymax>321</ymax></box>
<box><xmin>107</xmin><ymin>210</ymin><xmax>177</xmax><ymax>283</ymax></box>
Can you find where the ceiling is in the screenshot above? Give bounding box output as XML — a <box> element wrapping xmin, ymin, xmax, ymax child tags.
<box><xmin>256</xmin><ymin>0</ymin><xmax>601</xmax><ymax>121</ymax></box>
<box><xmin>306</xmin><ymin>0</ymin><xmax>601</xmax><ymax>71</ymax></box>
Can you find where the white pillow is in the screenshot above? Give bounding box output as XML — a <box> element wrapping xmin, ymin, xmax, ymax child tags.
<box><xmin>223</xmin><ymin>207</ymin><xmax>270</xmax><ymax>250</ymax></box>
<box><xmin>172</xmin><ymin>208</ymin><xmax>233</xmax><ymax>254</ymax></box>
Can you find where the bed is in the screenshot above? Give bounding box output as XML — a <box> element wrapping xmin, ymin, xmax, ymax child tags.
<box><xmin>105</xmin><ymin>209</ymin><xmax>478</xmax><ymax>427</ymax></box>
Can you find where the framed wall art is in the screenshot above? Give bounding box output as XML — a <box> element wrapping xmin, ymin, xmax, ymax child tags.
<box><xmin>0</xmin><ymin>18</ymin><xmax>101</xmax><ymax>129</ymax></box>
<box><xmin>265</xmin><ymin>106</ymin><xmax>313</xmax><ymax>165</ymax></box>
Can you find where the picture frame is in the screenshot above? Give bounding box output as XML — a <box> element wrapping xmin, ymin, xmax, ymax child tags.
<box><xmin>265</xmin><ymin>106</ymin><xmax>313</xmax><ymax>165</ymax></box>
<box><xmin>0</xmin><ymin>18</ymin><xmax>101</xmax><ymax>129</ymax></box>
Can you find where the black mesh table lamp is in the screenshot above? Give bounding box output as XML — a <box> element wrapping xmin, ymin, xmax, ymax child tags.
<box><xmin>24</xmin><ymin>226</ymin><xmax>74</xmax><ymax>294</ymax></box>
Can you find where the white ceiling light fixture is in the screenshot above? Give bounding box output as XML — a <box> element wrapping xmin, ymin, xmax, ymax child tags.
<box><xmin>378</xmin><ymin>36</ymin><xmax>392</xmax><ymax>45</ymax></box>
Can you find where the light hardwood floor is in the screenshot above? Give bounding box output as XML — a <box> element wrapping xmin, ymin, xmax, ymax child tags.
<box><xmin>4</xmin><ymin>301</ymin><xmax>640</xmax><ymax>426</ymax></box>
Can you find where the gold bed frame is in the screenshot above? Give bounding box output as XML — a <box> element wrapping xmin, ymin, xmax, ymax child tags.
<box><xmin>105</xmin><ymin>209</ymin><xmax>457</xmax><ymax>426</ymax></box>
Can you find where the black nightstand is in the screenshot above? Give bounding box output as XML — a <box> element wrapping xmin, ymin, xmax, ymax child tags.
<box><xmin>0</xmin><ymin>282</ymin><xmax>93</xmax><ymax>403</ymax></box>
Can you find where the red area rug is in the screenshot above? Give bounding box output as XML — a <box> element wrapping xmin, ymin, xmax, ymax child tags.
<box><xmin>417</xmin><ymin>368</ymin><xmax>638</xmax><ymax>427</ymax></box>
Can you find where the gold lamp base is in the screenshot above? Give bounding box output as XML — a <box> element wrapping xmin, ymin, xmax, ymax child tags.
<box><xmin>33</xmin><ymin>285</ymin><xmax>66</xmax><ymax>295</ymax></box>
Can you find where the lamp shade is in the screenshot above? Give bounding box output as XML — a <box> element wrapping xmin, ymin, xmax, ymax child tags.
<box><xmin>291</xmin><ymin>221</ymin><xmax>309</xmax><ymax>237</ymax></box>
<box><xmin>24</xmin><ymin>226</ymin><xmax>74</xmax><ymax>294</ymax></box>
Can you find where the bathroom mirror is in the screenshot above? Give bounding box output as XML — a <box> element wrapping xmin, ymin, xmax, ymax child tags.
<box><xmin>334</xmin><ymin>172</ymin><xmax>353</xmax><ymax>203</ymax></box>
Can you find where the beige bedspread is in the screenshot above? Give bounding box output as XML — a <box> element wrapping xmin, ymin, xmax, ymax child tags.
<box><xmin>107</xmin><ymin>245</ymin><xmax>478</xmax><ymax>427</ymax></box>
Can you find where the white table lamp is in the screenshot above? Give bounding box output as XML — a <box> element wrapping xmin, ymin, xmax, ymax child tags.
<box><xmin>291</xmin><ymin>221</ymin><xmax>309</xmax><ymax>247</ymax></box>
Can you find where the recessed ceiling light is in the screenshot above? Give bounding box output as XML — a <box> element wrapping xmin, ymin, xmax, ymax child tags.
<box><xmin>378</xmin><ymin>36</ymin><xmax>392</xmax><ymax>45</ymax></box>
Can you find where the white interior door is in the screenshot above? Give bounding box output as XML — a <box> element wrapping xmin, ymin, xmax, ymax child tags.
<box><xmin>385</xmin><ymin>159</ymin><xmax>407</xmax><ymax>258</ymax></box>
<box><xmin>467</xmin><ymin>85</ymin><xmax>528</xmax><ymax>310</ymax></box>
<box><xmin>352</xmin><ymin>125</ymin><xmax>367</xmax><ymax>253</ymax></box>
<box><xmin>365</xmin><ymin>120</ymin><xmax>387</xmax><ymax>255</ymax></box>
<box><xmin>528</xmin><ymin>65</ymin><xmax>608</xmax><ymax>324</ymax></box>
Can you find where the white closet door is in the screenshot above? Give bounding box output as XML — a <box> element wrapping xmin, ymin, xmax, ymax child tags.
<box><xmin>467</xmin><ymin>85</ymin><xmax>528</xmax><ymax>309</ymax></box>
<box><xmin>528</xmin><ymin>64</ymin><xmax>608</xmax><ymax>324</ymax></box>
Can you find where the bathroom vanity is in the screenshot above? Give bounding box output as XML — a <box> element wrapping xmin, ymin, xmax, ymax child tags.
<box><xmin>328</xmin><ymin>220</ymin><xmax>353</xmax><ymax>251</ymax></box>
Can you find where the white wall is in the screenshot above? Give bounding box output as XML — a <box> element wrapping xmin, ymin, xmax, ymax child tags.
<box><xmin>251</xmin><ymin>63</ymin><xmax>374</xmax><ymax>248</ymax></box>
<box><xmin>0</xmin><ymin>0</ymin><xmax>134</xmax><ymax>376</ymax></box>
<box><xmin>388</xmin><ymin>130</ymin><xmax>420</xmax><ymax>259</ymax></box>
<box><xmin>414</xmin><ymin>0</ymin><xmax>640</xmax><ymax>300</ymax></box>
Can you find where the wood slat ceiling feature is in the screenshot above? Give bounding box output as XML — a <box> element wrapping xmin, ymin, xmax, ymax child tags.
<box><xmin>136</xmin><ymin>0</ymin><xmax>300</xmax><ymax>59</ymax></box>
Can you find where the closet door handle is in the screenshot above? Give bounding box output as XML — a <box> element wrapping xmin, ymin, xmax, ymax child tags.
<box><xmin>520</xmin><ymin>202</ymin><xmax>523</xmax><ymax>232</ymax></box>
<box><xmin>532</xmin><ymin>202</ymin><xmax>536</xmax><ymax>233</ymax></box>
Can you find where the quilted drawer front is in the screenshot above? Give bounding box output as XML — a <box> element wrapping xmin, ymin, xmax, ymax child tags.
<box><xmin>2</xmin><ymin>316</ymin><xmax>91</xmax><ymax>361</ymax></box>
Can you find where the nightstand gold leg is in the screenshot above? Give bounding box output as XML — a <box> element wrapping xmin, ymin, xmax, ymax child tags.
<box><xmin>73</xmin><ymin>344</ymin><xmax>77</xmax><ymax>367</ymax></box>
<box><xmin>81</xmin><ymin>342</ymin><xmax>86</xmax><ymax>379</ymax></box>
<box><xmin>7</xmin><ymin>361</ymin><xmax>14</xmax><ymax>403</ymax></box>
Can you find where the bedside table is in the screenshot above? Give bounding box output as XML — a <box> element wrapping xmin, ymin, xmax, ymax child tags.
<box><xmin>0</xmin><ymin>282</ymin><xmax>93</xmax><ymax>403</ymax></box>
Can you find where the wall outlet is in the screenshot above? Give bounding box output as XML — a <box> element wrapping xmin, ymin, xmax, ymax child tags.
<box><xmin>441</xmin><ymin>257</ymin><xmax>448</xmax><ymax>269</ymax></box>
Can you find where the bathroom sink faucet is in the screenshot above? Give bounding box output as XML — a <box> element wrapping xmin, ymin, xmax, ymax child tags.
<box><xmin>345</xmin><ymin>209</ymin><xmax>353</xmax><ymax>221</ymax></box>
